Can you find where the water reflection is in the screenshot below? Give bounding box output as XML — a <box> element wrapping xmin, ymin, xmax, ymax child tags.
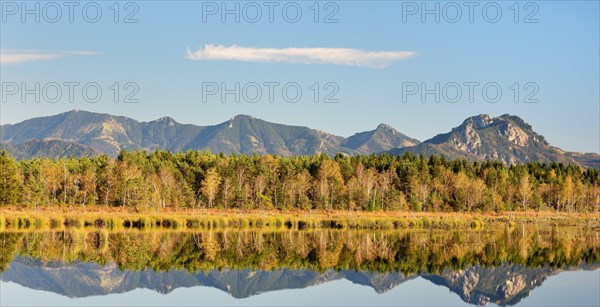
<box><xmin>1</xmin><ymin>225</ymin><xmax>598</xmax><ymax>306</ymax></box>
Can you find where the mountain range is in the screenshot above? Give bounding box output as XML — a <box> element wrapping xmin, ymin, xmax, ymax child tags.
<box><xmin>1</xmin><ymin>257</ymin><xmax>597</xmax><ymax>305</ymax></box>
<box><xmin>1</xmin><ymin>110</ymin><xmax>598</xmax><ymax>167</ymax></box>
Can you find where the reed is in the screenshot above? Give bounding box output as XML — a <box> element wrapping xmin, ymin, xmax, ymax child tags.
<box><xmin>1</xmin><ymin>207</ymin><xmax>598</xmax><ymax>232</ymax></box>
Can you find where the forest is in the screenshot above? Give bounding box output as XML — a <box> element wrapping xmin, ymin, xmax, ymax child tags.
<box><xmin>0</xmin><ymin>149</ymin><xmax>599</xmax><ymax>213</ymax></box>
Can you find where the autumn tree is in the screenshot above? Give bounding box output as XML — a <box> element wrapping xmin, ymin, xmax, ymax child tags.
<box><xmin>117</xmin><ymin>161</ymin><xmax>142</xmax><ymax>208</ymax></box>
<box><xmin>77</xmin><ymin>158</ymin><xmax>97</xmax><ymax>207</ymax></box>
<box><xmin>465</xmin><ymin>177</ymin><xmax>486</xmax><ymax>212</ymax></box>
<box><xmin>316</xmin><ymin>160</ymin><xmax>344</xmax><ymax>210</ymax></box>
<box><xmin>201</xmin><ymin>168</ymin><xmax>222</xmax><ymax>208</ymax></box>
<box><xmin>42</xmin><ymin>160</ymin><xmax>61</xmax><ymax>204</ymax></box>
<box><xmin>516</xmin><ymin>173</ymin><xmax>533</xmax><ymax>211</ymax></box>
<box><xmin>157</xmin><ymin>163</ymin><xmax>176</xmax><ymax>208</ymax></box>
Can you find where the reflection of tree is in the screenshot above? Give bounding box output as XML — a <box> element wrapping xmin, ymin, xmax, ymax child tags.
<box><xmin>200</xmin><ymin>232</ymin><xmax>220</xmax><ymax>261</ymax></box>
<box><xmin>1</xmin><ymin>226</ymin><xmax>599</xmax><ymax>274</ymax></box>
<box><xmin>316</xmin><ymin>231</ymin><xmax>342</xmax><ymax>268</ymax></box>
<box><xmin>0</xmin><ymin>233</ymin><xmax>22</xmax><ymax>271</ymax></box>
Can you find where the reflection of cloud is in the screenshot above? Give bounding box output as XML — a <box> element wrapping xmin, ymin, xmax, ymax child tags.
<box><xmin>186</xmin><ymin>44</ymin><xmax>415</xmax><ymax>69</ymax></box>
<box><xmin>0</xmin><ymin>50</ymin><xmax>98</xmax><ymax>65</ymax></box>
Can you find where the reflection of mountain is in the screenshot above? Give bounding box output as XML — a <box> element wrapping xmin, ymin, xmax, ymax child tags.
<box><xmin>424</xmin><ymin>264</ymin><xmax>600</xmax><ymax>306</ymax></box>
<box><xmin>1</xmin><ymin>257</ymin><xmax>597</xmax><ymax>305</ymax></box>
<box><xmin>1</xmin><ymin>257</ymin><xmax>412</xmax><ymax>299</ymax></box>
<box><xmin>423</xmin><ymin>266</ymin><xmax>554</xmax><ymax>306</ymax></box>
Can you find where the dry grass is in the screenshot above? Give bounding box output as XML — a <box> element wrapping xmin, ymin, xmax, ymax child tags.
<box><xmin>1</xmin><ymin>206</ymin><xmax>598</xmax><ymax>232</ymax></box>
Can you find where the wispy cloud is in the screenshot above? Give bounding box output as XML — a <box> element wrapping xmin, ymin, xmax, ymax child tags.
<box><xmin>0</xmin><ymin>50</ymin><xmax>98</xmax><ymax>65</ymax></box>
<box><xmin>186</xmin><ymin>44</ymin><xmax>415</xmax><ymax>69</ymax></box>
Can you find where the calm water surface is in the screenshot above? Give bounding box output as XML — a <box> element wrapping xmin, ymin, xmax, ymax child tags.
<box><xmin>1</xmin><ymin>225</ymin><xmax>598</xmax><ymax>306</ymax></box>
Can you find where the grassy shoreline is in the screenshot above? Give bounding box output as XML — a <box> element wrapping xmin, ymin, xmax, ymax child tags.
<box><xmin>2</xmin><ymin>206</ymin><xmax>599</xmax><ymax>231</ymax></box>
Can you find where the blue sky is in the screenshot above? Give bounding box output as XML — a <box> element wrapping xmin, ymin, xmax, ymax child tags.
<box><xmin>1</xmin><ymin>1</ymin><xmax>598</xmax><ymax>153</ymax></box>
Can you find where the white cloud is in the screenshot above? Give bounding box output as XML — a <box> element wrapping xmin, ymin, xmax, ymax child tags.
<box><xmin>186</xmin><ymin>44</ymin><xmax>415</xmax><ymax>69</ymax></box>
<box><xmin>0</xmin><ymin>50</ymin><xmax>98</xmax><ymax>65</ymax></box>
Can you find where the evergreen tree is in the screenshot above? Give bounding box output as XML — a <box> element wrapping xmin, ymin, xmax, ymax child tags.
<box><xmin>0</xmin><ymin>150</ymin><xmax>20</xmax><ymax>205</ymax></box>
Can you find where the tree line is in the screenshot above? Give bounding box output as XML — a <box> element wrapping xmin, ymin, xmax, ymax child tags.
<box><xmin>0</xmin><ymin>149</ymin><xmax>599</xmax><ymax>212</ymax></box>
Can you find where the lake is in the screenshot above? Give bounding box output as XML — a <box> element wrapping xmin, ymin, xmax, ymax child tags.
<box><xmin>1</xmin><ymin>225</ymin><xmax>598</xmax><ymax>306</ymax></box>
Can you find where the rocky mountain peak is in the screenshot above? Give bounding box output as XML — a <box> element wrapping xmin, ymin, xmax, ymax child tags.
<box><xmin>462</xmin><ymin>114</ymin><xmax>493</xmax><ymax>129</ymax></box>
<box><xmin>376</xmin><ymin>123</ymin><xmax>394</xmax><ymax>131</ymax></box>
<box><xmin>499</xmin><ymin>122</ymin><xmax>530</xmax><ymax>146</ymax></box>
<box><xmin>392</xmin><ymin>113</ymin><xmax>597</xmax><ymax>167</ymax></box>
<box><xmin>230</xmin><ymin>114</ymin><xmax>256</xmax><ymax>121</ymax></box>
<box><xmin>157</xmin><ymin>116</ymin><xmax>174</xmax><ymax>122</ymax></box>
<box><xmin>155</xmin><ymin>116</ymin><xmax>177</xmax><ymax>126</ymax></box>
